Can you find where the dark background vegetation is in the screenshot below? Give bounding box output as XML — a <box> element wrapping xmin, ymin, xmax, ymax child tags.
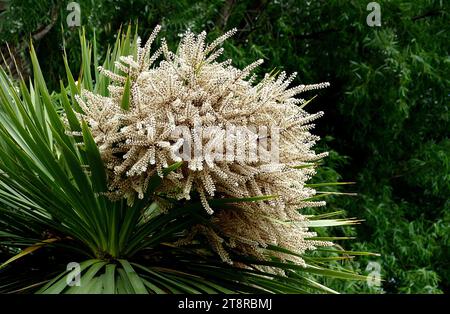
<box><xmin>0</xmin><ymin>0</ymin><xmax>448</xmax><ymax>293</ymax></box>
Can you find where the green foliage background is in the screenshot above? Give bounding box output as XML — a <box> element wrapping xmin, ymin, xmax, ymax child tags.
<box><xmin>0</xmin><ymin>0</ymin><xmax>448</xmax><ymax>293</ymax></box>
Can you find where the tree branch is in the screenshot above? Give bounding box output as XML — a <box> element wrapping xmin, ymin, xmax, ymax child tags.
<box><xmin>218</xmin><ymin>0</ymin><xmax>235</xmax><ymax>30</ymax></box>
<box><xmin>412</xmin><ymin>10</ymin><xmax>443</xmax><ymax>21</ymax></box>
<box><xmin>32</xmin><ymin>5</ymin><xmax>59</xmax><ymax>41</ymax></box>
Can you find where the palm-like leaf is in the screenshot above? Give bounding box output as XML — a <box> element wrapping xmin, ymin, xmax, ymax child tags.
<box><xmin>0</xmin><ymin>26</ymin><xmax>375</xmax><ymax>294</ymax></box>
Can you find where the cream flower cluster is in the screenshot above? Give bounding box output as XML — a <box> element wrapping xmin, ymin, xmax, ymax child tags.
<box><xmin>75</xmin><ymin>26</ymin><xmax>333</xmax><ymax>266</ymax></box>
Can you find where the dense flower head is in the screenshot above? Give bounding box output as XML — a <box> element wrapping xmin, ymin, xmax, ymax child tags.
<box><xmin>75</xmin><ymin>26</ymin><xmax>333</xmax><ymax>267</ymax></box>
